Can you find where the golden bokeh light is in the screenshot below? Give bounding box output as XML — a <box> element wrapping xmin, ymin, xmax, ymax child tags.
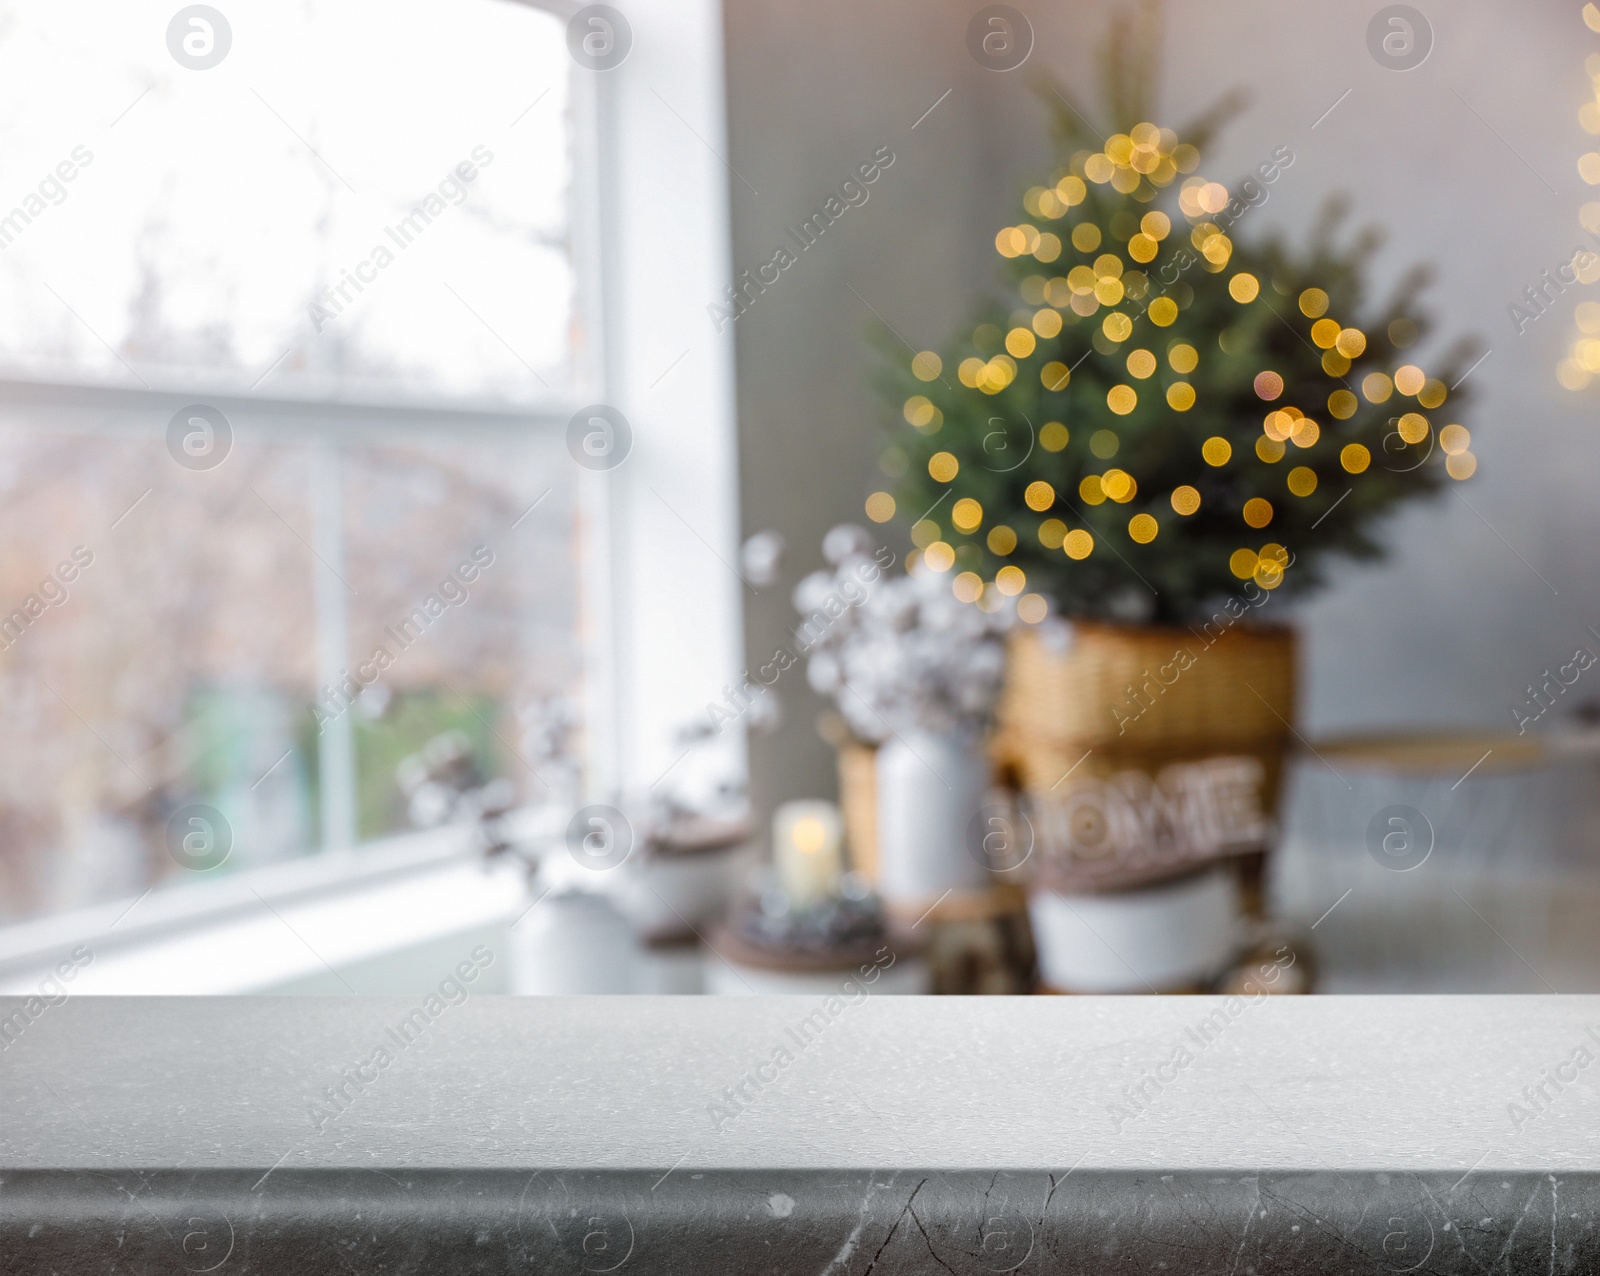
<box><xmin>1340</xmin><ymin>443</ymin><xmax>1370</xmax><ymax>473</ymax></box>
<box><xmin>1229</xmin><ymin>273</ymin><xmax>1260</xmax><ymax>303</ymax></box>
<box><xmin>865</xmin><ymin>491</ymin><xmax>896</xmax><ymax>522</ymax></box>
<box><xmin>1038</xmin><ymin>517</ymin><xmax>1067</xmax><ymax>548</ymax></box>
<box><xmin>1417</xmin><ymin>379</ymin><xmax>1447</xmax><ymax>409</ymax></box>
<box><xmin>1167</xmin><ymin>382</ymin><xmax>1196</xmax><ymax>410</ymax></box>
<box><xmin>1040</xmin><ymin>421</ymin><xmax>1070</xmax><ymax>451</ymax></box>
<box><xmin>1126</xmin><ymin>348</ymin><xmax>1157</xmax><ymax>379</ymax></box>
<box><xmin>1446</xmin><ymin>451</ymin><xmax>1477</xmax><ymax>480</ymax></box>
<box><xmin>1202</xmin><ymin>436</ymin><xmax>1232</xmax><ymax>466</ymax></box>
<box><xmin>1063</xmin><ymin>528</ymin><xmax>1095</xmax><ymax>559</ymax></box>
<box><xmin>1005</xmin><ymin>328</ymin><xmax>1036</xmax><ymax>358</ymax></box>
<box><xmin>1090</xmin><ymin>428</ymin><xmax>1120</xmax><ymax>458</ymax></box>
<box><xmin>1393</xmin><ymin>364</ymin><xmax>1425</xmax><ymax>396</ymax></box>
<box><xmin>1071</xmin><ymin>222</ymin><xmax>1103</xmax><ymax>252</ymax></box>
<box><xmin>1103</xmin><ymin>313</ymin><xmax>1134</xmax><ymax>342</ymax></box>
<box><xmin>1310</xmin><ymin>318</ymin><xmax>1341</xmax><ymax>349</ymax></box>
<box><xmin>1397</xmin><ymin>412</ymin><xmax>1429</xmax><ymax>445</ymax></box>
<box><xmin>952</xmin><ymin>571</ymin><xmax>983</xmax><ymax>603</ymax></box>
<box><xmin>1033</xmin><ymin>308</ymin><xmax>1063</xmax><ymax>338</ymax></box>
<box><xmin>1287</xmin><ymin>466</ymin><xmax>1318</xmax><ymax>497</ymax></box>
<box><xmin>911</xmin><ymin>351</ymin><xmax>942</xmax><ymax>381</ymax></box>
<box><xmin>1439</xmin><ymin>424</ymin><xmax>1471</xmax><ymax>455</ymax></box>
<box><xmin>1334</xmin><ymin>328</ymin><xmax>1367</xmax><ymax>359</ymax></box>
<box><xmin>929</xmin><ymin>451</ymin><xmax>959</xmax><ymax>482</ymax></box>
<box><xmin>1171</xmin><ymin>485</ymin><xmax>1201</xmax><ymax>515</ymax></box>
<box><xmin>1079</xmin><ymin>475</ymin><xmax>1105</xmax><ymax>505</ymax></box>
<box><xmin>911</xmin><ymin>518</ymin><xmax>940</xmax><ymax>548</ymax></box>
<box><xmin>1017</xmin><ymin>593</ymin><xmax>1049</xmax><ymax>624</ymax></box>
<box><xmin>1168</xmin><ymin>343</ymin><xmax>1198</xmax><ymax>373</ymax></box>
<box><xmin>1229</xmin><ymin>547</ymin><xmax>1259</xmax><ymax>579</ymax></box>
<box><xmin>1256</xmin><ymin>436</ymin><xmax>1285</xmax><ymax>463</ymax></box>
<box><xmin>1041</xmin><ymin>361</ymin><xmax>1071</xmax><ymax>391</ymax></box>
<box><xmin>995</xmin><ymin>227</ymin><xmax>1026</xmax><ymax>257</ymax></box>
<box><xmin>1328</xmin><ymin>389</ymin><xmax>1358</xmax><ymax>419</ymax></box>
<box><xmin>952</xmin><ymin>497</ymin><xmax>983</xmax><ymax>532</ymax></box>
<box><xmin>1025</xmin><ymin>480</ymin><xmax>1056</xmax><ymax>511</ymax></box>
<box><xmin>924</xmin><ymin>541</ymin><xmax>956</xmax><ymax>572</ymax></box>
<box><xmin>1107</xmin><ymin>384</ymin><xmax>1138</xmax><ymax>414</ymax></box>
<box><xmin>1291</xmin><ymin>417</ymin><xmax>1320</xmax><ymax>448</ymax></box>
<box><xmin>1298</xmin><ymin>288</ymin><xmax>1329</xmax><ymax>318</ymax></box>
<box><xmin>995</xmin><ymin>565</ymin><xmax>1026</xmax><ymax>596</ymax></box>
<box><xmin>1148</xmin><ymin>297</ymin><xmax>1178</xmax><ymax>326</ymax></box>
<box><xmin>1362</xmin><ymin>373</ymin><xmax>1393</xmax><ymax>403</ymax></box>
<box><xmin>1102</xmin><ymin>468</ymin><xmax>1135</xmax><ymax>502</ymax></box>
<box><xmin>987</xmin><ymin>525</ymin><xmax>1018</xmax><ymax>554</ymax></box>
<box><xmin>1128</xmin><ymin>513</ymin><xmax>1158</xmax><ymax>543</ymax></box>
<box><xmin>903</xmin><ymin>395</ymin><xmax>935</xmax><ymax>427</ymax></box>
<box><xmin>1243</xmin><ymin>497</ymin><xmax>1274</xmax><ymax>528</ymax></box>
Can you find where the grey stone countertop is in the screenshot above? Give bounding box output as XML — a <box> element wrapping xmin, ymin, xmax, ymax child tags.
<box><xmin>2</xmin><ymin>994</ymin><xmax>1597</xmax><ymax>1272</ymax></box>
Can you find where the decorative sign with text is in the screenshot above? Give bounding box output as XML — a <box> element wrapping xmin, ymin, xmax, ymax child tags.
<box><xmin>1031</xmin><ymin>755</ymin><xmax>1271</xmax><ymax>892</ymax></box>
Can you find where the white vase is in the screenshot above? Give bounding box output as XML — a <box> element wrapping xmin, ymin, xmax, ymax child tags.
<box><xmin>1029</xmin><ymin>867</ymin><xmax>1241</xmax><ymax>993</ymax></box>
<box><xmin>507</xmin><ymin>889</ymin><xmax>637</xmax><ymax>994</ymax></box>
<box><xmin>875</xmin><ymin>727</ymin><xmax>991</xmax><ymax>908</ymax></box>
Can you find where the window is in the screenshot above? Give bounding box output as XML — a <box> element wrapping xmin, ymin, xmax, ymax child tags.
<box><xmin>0</xmin><ymin>0</ymin><xmax>593</xmax><ymax>922</ymax></box>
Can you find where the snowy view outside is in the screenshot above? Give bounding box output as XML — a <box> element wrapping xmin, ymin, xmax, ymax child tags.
<box><xmin>0</xmin><ymin>0</ymin><xmax>584</xmax><ymax>920</ymax></box>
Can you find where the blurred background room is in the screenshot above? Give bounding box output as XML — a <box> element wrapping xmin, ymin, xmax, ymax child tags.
<box><xmin>1</xmin><ymin>0</ymin><xmax>1598</xmax><ymax>1003</ymax></box>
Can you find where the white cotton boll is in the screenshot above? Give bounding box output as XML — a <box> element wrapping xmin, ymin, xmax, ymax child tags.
<box><xmin>740</xmin><ymin>530</ymin><xmax>786</xmax><ymax>588</ymax></box>
<box><xmin>834</xmin><ymin>553</ymin><xmax>877</xmax><ymax>592</ymax></box>
<box><xmin>792</xmin><ymin>570</ymin><xmax>836</xmax><ymax>616</ymax></box>
<box><xmin>744</xmin><ymin>690</ymin><xmax>783</xmax><ymax>735</ymax></box>
<box><xmin>842</xmin><ymin>700</ymin><xmax>888</xmax><ymax>744</ymax></box>
<box><xmin>806</xmin><ymin>652</ymin><xmax>842</xmax><ymax>695</ymax></box>
<box><xmin>822</xmin><ymin>524</ymin><xmax>874</xmax><ymax>565</ymax></box>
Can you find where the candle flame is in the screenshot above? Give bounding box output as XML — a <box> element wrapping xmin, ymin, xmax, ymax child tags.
<box><xmin>792</xmin><ymin>816</ymin><xmax>828</xmax><ymax>855</ymax></box>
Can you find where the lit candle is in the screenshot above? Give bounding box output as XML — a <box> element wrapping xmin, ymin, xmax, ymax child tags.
<box><xmin>773</xmin><ymin>800</ymin><xmax>844</xmax><ymax>910</ymax></box>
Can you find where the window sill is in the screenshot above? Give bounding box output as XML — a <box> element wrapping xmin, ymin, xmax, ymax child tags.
<box><xmin>0</xmin><ymin>811</ymin><xmax>553</xmax><ymax>995</ymax></box>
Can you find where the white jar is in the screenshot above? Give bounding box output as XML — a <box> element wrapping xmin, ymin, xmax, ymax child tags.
<box><xmin>507</xmin><ymin>889</ymin><xmax>637</xmax><ymax>994</ymax></box>
<box><xmin>1029</xmin><ymin>867</ymin><xmax>1241</xmax><ymax>993</ymax></box>
<box><xmin>875</xmin><ymin>728</ymin><xmax>992</xmax><ymax>908</ymax></box>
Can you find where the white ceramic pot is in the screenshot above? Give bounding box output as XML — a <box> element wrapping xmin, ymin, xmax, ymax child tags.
<box><xmin>705</xmin><ymin>954</ymin><xmax>930</xmax><ymax>995</ymax></box>
<box><xmin>612</xmin><ymin>844</ymin><xmax>747</xmax><ymax>941</ymax></box>
<box><xmin>1029</xmin><ymin>867</ymin><xmax>1241</xmax><ymax>993</ymax></box>
<box><xmin>875</xmin><ymin>728</ymin><xmax>991</xmax><ymax>907</ymax></box>
<box><xmin>507</xmin><ymin>889</ymin><xmax>637</xmax><ymax>994</ymax></box>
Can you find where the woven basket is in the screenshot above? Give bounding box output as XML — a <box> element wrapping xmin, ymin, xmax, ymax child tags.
<box><xmin>837</xmin><ymin>740</ymin><xmax>880</xmax><ymax>880</ymax></box>
<box><xmin>998</xmin><ymin>620</ymin><xmax>1298</xmax><ymax>895</ymax></box>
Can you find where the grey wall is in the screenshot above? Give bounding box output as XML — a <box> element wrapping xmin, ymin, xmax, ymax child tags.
<box><xmin>722</xmin><ymin>0</ymin><xmax>1600</xmax><ymax>821</ymax></box>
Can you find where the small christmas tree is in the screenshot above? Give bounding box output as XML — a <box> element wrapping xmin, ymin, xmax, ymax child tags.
<box><xmin>875</xmin><ymin>1</ymin><xmax>1479</xmax><ymax>626</ymax></box>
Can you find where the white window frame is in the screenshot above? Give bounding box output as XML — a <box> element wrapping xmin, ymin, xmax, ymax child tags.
<box><xmin>0</xmin><ymin>0</ymin><xmax>745</xmax><ymax>980</ymax></box>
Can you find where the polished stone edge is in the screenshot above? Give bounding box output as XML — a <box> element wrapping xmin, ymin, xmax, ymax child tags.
<box><xmin>1</xmin><ymin>1169</ymin><xmax>1593</xmax><ymax>1274</ymax></box>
